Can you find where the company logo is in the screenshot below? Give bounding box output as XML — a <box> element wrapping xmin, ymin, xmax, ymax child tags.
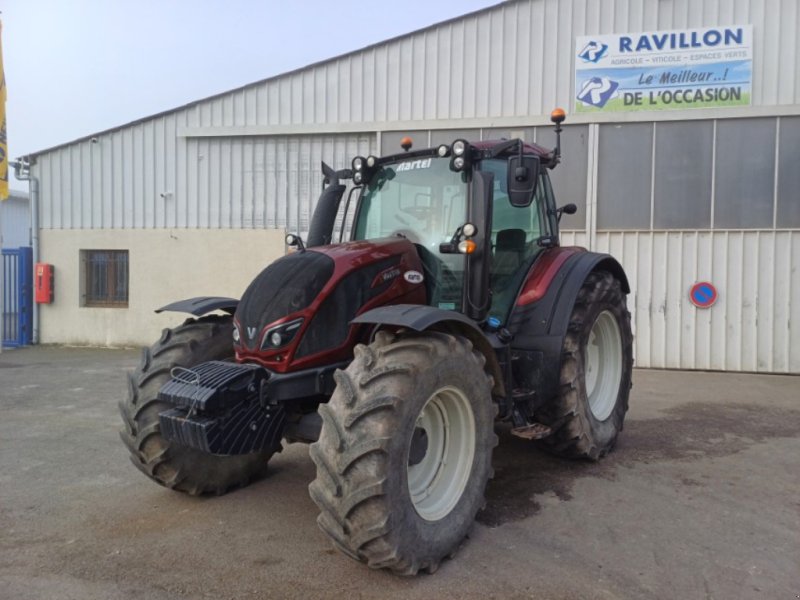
<box><xmin>404</xmin><ymin>270</ymin><xmax>424</xmax><ymax>284</ymax></box>
<box><xmin>577</xmin><ymin>76</ymin><xmax>619</xmax><ymax>108</ymax></box>
<box><xmin>395</xmin><ymin>158</ymin><xmax>432</xmax><ymax>171</ymax></box>
<box><xmin>247</xmin><ymin>326</ymin><xmax>257</xmax><ymax>339</ymax></box>
<box><xmin>578</xmin><ymin>40</ymin><xmax>608</xmax><ymax>63</ymax></box>
<box><xmin>371</xmin><ymin>266</ymin><xmax>401</xmax><ymax>288</ymax></box>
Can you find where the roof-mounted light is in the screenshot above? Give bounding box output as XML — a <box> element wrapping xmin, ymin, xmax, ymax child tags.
<box><xmin>550</xmin><ymin>107</ymin><xmax>566</xmax><ymax>124</ymax></box>
<box><xmin>450</xmin><ymin>139</ymin><xmax>472</xmax><ymax>172</ymax></box>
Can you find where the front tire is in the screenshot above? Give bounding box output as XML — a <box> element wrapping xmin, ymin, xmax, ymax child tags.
<box><xmin>309</xmin><ymin>331</ymin><xmax>497</xmax><ymax>575</ymax></box>
<box><xmin>119</xmin><ymin>315</ymin><xmax>274</xmax><ymax>495</ymax></box>
<box><xmin>536</xmin><ymin>270</ymin><xmax>633</xmax><ymax>459</ymax></box>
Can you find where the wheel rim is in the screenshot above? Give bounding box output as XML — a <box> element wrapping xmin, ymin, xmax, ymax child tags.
<box><xmin>585</xmin><ymin>310</ymin><xmax>623</xmax><ymax>421</ymax></box>
<box><xmin>407</xmin><ymin>386</ymin><xmax>476</xmax><ymax>522</ymax></box>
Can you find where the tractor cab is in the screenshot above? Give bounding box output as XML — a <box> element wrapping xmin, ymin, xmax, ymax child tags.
<box><xmin>341</xmin><ymin>111</ymin><xmax>567</xmax><ymax>327</ymax></box>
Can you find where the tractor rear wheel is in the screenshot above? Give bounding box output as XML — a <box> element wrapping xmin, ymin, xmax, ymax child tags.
<box><xmin>536</xmin><ymin>270</ymin><xmax>633</xmax><ymax>460</ymax></box>
<box><xmin>309</xmin><ymin>330</ymin><xmax>497</xmax><ymax>575</ymax></box>
<box><xmin>119</xmin><ymin>315</ymin><xmax>273</xmax><ymax>495</ymax></box>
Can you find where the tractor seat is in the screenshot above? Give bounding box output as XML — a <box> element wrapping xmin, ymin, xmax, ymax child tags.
<box><xmin>493</xmin><ymin>228</ymin><xmax>527</xmax><ymax>277</ymax></box>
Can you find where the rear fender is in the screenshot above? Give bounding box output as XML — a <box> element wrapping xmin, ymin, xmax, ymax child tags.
<box><xmin>155</xmin><ymin>296</ymin><xmax>239</xmax><ymax>317</ymax></box>
<box><xmin>351</xmin><ymin>304</ymin><xmax>505</xmax><ymax>397</ymax></box>
<box><xmin>508</xmin><ymin>250</ymin><xmax>629</xmax><ymax>405</ymax></box>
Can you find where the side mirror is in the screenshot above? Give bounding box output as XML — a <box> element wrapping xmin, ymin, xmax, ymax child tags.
<box><xmin>507</xmin><ymin>156</ymin><xmax>540</xmax><ymax>207</ymax></box>
<box><xmin>556</xmin><ymin>203</ymin><xmax>578</xmax><ymax>222</ymax></box>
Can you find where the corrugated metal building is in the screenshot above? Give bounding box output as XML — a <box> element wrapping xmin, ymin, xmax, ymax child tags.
<box><xmin>1</xmin><ymin>191</ymin><xmax>30</xmax><ymax>249</ymax></box>
<box><xmin>17</xmin><ymin>0</ymin><xmax>800</xmax><ymax>372</ymax></box>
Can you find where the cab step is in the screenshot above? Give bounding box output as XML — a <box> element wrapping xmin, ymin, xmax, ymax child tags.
<box><xmin>510</xmin><ymin>422</ymin><xmax>552</xmax><ymax>440</ymax></box>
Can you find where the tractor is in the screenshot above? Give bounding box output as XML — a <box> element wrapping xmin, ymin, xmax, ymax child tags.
<box><xmin>120</xmin><ymin>109</ymin><xmax>633</xmax><ymax>575</ymax></box>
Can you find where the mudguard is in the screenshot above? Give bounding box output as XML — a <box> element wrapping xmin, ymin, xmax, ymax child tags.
<box><xmin>507</xmin><ymin>249</ymin><xmax>630</xmax><ymax>408</ymax></box>
<box><xmin>155</xmin><ymin>296</ymin><xmax>239</xmax><ymax>316</ymax></box>
<box><xmin>351</xmin><ymin>304</ymin><xmax>505</xmax><ymax>396</ymax></box>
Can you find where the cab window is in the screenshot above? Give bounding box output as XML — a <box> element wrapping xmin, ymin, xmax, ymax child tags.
<box><xmin>480</xmin><ymin>158</ymin><xmax>550</xmax><ymax>322</ymax></box>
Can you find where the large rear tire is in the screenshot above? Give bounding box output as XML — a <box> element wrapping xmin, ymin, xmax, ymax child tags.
<box><xmin>119</xmin><ymin>315</ymin><xmax>273</xmax><ymax>495</ymax></box>
<box><xmin>309</xmin><ymin>330</ymin><xmax>497</xmax><ymax>575</ymax></box>
<box><xmin>536</xmin><ymin>270</ymin><xmax>633</xmax><ymax>459</ymax></box>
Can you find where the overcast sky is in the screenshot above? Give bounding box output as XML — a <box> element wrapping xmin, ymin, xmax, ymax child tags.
<box><xmin>3</xmin><ymin>0</ymin><xmax>501</xmax><ymax>173</ymax></box>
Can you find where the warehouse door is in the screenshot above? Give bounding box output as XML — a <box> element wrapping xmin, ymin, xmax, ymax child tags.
<box><xmin>2</xmin><ymin>247</ymin><xmax>33</xmax><ymax>348</ymax></box>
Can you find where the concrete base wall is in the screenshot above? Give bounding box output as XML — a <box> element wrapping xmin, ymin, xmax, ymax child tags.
<box><xmin>39</xmin><ymin>229</ymin><xmax>286</xmax><ymax>346</ymax></box>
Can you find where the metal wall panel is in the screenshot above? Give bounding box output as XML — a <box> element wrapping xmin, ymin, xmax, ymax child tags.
<box><xmin>593</xmin><ymin>231</ymin><xmax>800</xmax><ymax>373</ymax></box>
<box><xmin>0</xmin><ymin>196</ymin><xmax>30</xmax><ymax>248</ymax></box>
<box><xmin>174</xmin><ymin>0</ymin><xmax>797</xmax><ymax>127</ymax></box>
<box><xmin>33</xmin><ymin>0</ymin><xmax>800</xmax><ymax>232</ymax></box>
<box><xmin>39</xmin><ymin>130</ymin><xmax>374</xmax><ymax>233</ymax></box>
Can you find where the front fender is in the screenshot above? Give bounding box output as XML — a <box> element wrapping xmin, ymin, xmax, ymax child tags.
<box><xmin>155</xmin><ymin>296</ymin><xmax>239</xmax><ymax>317</ymax></box>
<box><xmin>351</xmin><ymin>304</ymin><xmax>505</xmax><ymax>396</ymax></box>
<box><xmin>507</xmin><ymin>249</ymin><xmax>630</xmax><ymax>407</ymax></box>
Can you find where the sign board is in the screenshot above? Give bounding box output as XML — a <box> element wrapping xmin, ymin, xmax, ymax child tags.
<box><xmin>689</xmin><ymin>282</ymin><xmax>718</xmax><ymax>308</ymax></box>
<box><xmin>575</xmin><ymin>25</ymin><xmax>752</xmax><ymax>113</ymax></box>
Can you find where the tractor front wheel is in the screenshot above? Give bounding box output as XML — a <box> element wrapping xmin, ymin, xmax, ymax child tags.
<box><xmin>309</xmin><ymin>330</ymin><xmax>497</xmax><ymax>575</ymax></box>
<box><xmin>536</xmin><ymin>270</ymin><xmax>633</xmax><ymax>460</ymax></box>
<box><xmin>119</xmin><ymin>315</ymin><xmax>274</xmax><ymax>495</ymax></box>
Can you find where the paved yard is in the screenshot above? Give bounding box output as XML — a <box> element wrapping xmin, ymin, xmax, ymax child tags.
<box><xmin>1</xmin><ymin>345</ymin><xmax>798</xmax><ymax>599</ymax></box>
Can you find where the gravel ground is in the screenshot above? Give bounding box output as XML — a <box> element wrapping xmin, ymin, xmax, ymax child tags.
<box><xmin>1</xmin><ymin>345</ymin><xmax>798</xmax><ymax>599</ymax></box>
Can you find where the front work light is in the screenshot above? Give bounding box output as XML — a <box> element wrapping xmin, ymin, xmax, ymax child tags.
<box><xmin>352</xmin><ymin>156</ymin><xmax>365</xmax><ymax>171</ymax></box>
<box><xmin>437</xmin><ymin>144</ymin><xmax>450</xmax><ymax>157</ymax></box>
<box><xmin>366</xmin><ymin>155</ymin><xmax>378</xmax><ymax>168</ymax></box>
<box><xmin>458</xmin><ymin>239</ymin><xmax>477</xmax><ymax>254</ymax></box>
<box><xmin>450</xmin><ymin>139</ymin><xmax>471</xmax><ymax>172</ymax></box>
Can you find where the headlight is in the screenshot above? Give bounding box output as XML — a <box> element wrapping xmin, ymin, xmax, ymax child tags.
<box><xmin>260</xmin><ymin>318</ymin><xmax>304</xmax><ymax>350</ymax></box>
<box><xmin>452</xmin><ymin>156</ymin><xmax>465</xmax><ymax>170</ymax></box>
<box><xmin>232</xmin><ymin>326</ymin><xmax>240</xmax><ymax>343</ymax></box>
<box><xmin>353</xmin><ymin>171</ymin><xmax>363</xmax><ymax>184</ymax></box>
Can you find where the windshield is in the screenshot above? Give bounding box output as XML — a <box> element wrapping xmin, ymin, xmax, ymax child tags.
<box><xmin>353</xmin><ymin>157</ymin><xmax>468</xmax><ymax>310</ymax></box>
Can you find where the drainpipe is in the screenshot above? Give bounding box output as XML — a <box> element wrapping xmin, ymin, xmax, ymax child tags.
<box><xmin>11</xmin><ymin>159</ymin><xmax>40</xmax><ymax>344</ymax></box>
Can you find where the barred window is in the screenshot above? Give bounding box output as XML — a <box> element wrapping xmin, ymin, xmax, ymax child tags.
<box><xmin>82</xmin><ymin>250</ymin><xmax>129</xmax><ymax>307</ymax></box>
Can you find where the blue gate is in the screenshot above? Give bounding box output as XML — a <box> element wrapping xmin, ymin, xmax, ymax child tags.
<box><xmin>2</xmin><ymin>247</ymin><xmax>33</xmax><ymax>348</ymax></box>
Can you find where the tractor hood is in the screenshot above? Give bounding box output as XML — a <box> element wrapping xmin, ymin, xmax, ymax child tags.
<box><xmin>234</xmin><ymin>237</ymin><xmax>426</xmax><ymax>372</ymax></box>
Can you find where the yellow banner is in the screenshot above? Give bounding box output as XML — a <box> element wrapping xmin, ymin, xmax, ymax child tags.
<box><xmin>0</xmin><ymin>20</ymin><xmax>7</xmax><ymax>201</ymax></box>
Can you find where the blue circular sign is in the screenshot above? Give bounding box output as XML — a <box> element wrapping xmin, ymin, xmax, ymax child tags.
<box><xmin>690</xmin><ymin>282</ymin><xmax>718</xmax><ymax>308</ymax></box>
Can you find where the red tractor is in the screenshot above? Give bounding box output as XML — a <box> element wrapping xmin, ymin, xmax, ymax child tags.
<box><xmin>120</xmin><ymin>109</ymin><xmax>633</xmax><ymax>575</ymax></box>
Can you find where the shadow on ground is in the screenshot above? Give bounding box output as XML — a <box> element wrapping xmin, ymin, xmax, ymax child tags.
<box><xmin>478</xmin><ymin>402</ymin><xmax>800</xmax><ymax>527</ymax></box>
